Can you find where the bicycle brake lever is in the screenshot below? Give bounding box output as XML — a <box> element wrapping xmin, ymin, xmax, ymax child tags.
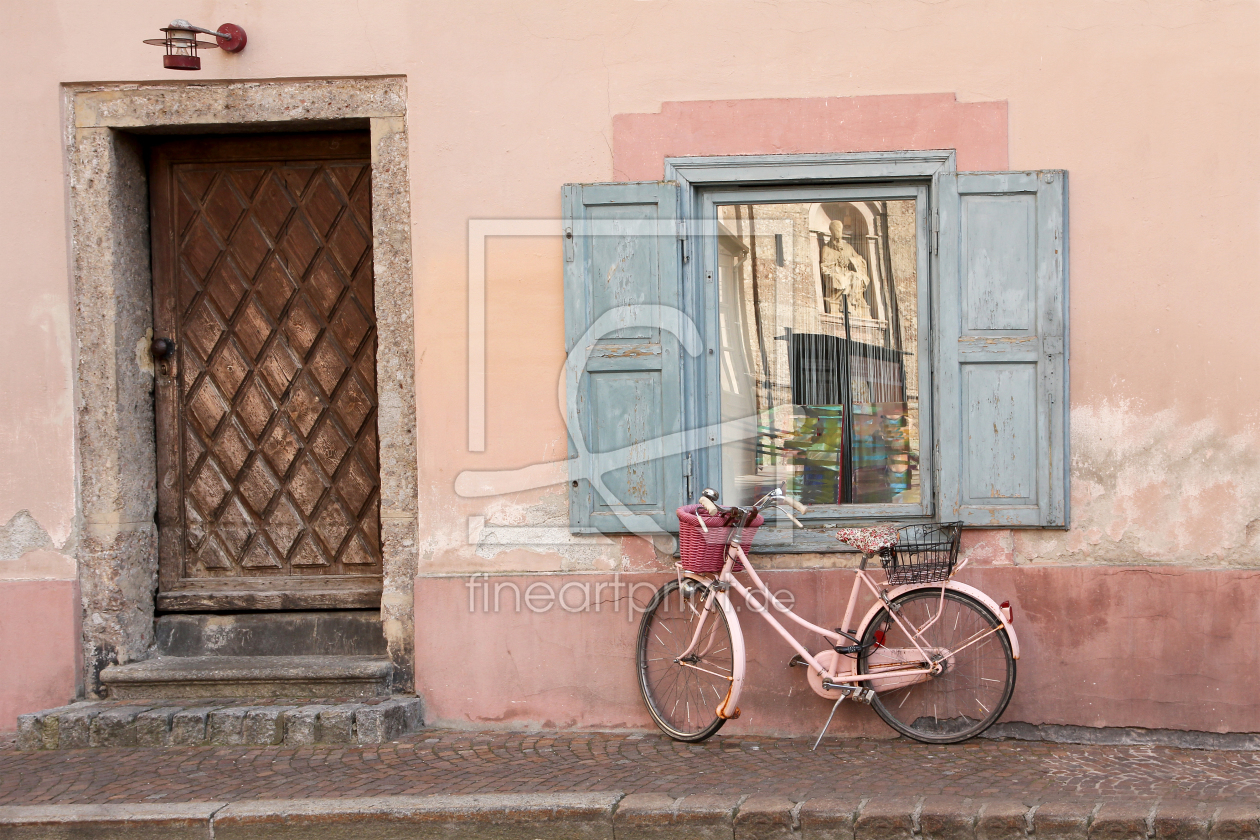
<box><xmin>779</xmin><ymin>506</ymin><xmax>803</xmax><ymax>528</ymax></box>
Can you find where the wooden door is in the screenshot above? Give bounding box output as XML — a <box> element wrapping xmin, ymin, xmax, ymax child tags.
<box><xmin>149</xmin><ymin>133</ymin><xmax>382</xmax><ymax>611</ymax></box>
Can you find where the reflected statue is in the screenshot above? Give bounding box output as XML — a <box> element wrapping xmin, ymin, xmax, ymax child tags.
<box><xmin>819</xmin><ymin>220</ymin><xmax>871</xmax><ymax>319</ymax></box>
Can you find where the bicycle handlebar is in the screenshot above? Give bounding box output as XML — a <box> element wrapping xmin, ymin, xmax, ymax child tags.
<box><xmin>692</xmin><ymin>487</ymin><xmax>807</xmax><ymax>528</ymax></box>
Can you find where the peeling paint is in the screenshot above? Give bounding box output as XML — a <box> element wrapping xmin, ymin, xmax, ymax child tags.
<box><xmin>420</xmin><ymin>487</ymin><xmax>636</xmax><ymax>574</ymax></box>
<box><xmin>1002</xmin><ymin>401</ymin><xmax>1260</xmax><ymax>567</ymax></box>
<box><xmin>472</xmin><ymin>490</ymin><xmax>620</xmax><ymax>570</ymax></box>
<box><xmin>135</xmin><ymin>327</ymin><xmax>154</xmax><ymax>377</ymax></box>
<box><xmin>0</xmin><ymin>510</ymin><xmax>53</xmax><ymax>561</ymax></box>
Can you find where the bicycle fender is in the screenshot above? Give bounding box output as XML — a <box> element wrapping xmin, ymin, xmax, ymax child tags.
<box><xmin>715</xmin><ymin>590</ymin><xmax>747</xmax><ymax>718</ymax></box>
<box><xmin>854</xmin><ymin>581</ymin><xmax>1020</xmax><ymax>660</ymax></box>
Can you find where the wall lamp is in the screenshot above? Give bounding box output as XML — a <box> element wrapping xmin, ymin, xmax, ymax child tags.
<box><xmin>144</xmin><ymin>20</ymin><xmax>247</xmax><ymax>71</ymax></box>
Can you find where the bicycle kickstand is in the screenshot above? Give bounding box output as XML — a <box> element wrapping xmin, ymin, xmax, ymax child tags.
<box><xmin>811</xmin><ymin>695</ymin><xmax>846</xmax><ymax>751</ymax></box>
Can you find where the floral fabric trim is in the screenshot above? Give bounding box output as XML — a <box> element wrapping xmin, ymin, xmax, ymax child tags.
<box><xmin>835</xmin><ymin>525</ymin><xmax>899</xmax><ymax>554</ymax></box>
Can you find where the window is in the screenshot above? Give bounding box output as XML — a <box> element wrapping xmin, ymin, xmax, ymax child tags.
<box><xmin>563</xmin><ymin>152</ymin><xmax>1068</xmax><ymax>545</ymax></box>
<box><xmin>713</xmin><ymin>190</ymin><xmax>928</xmax><ymax>518</ymax></box>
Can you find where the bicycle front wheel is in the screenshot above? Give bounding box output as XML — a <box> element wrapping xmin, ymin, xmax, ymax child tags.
<box><xmin>636</xmin><ymin>579</ymin><xmax>742</xmax><ymax>742</ymax></box>
<box><xmin>858</xmin><ymin>589</ymin><xmax>1015</xmax><ymax>744</ymax></box>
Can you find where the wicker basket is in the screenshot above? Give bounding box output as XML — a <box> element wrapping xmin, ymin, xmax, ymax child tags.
<box><xmin>880</xmin><ymin>522</ymin><xmax>963</xmax><ymax>584</ymax></box>
<box><xmin>676</xmin><ymin>504</ymin><xmax>762</xmax><ymax>574</ymax></box>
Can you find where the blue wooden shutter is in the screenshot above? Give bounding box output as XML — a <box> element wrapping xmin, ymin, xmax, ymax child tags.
<box><xmin>935</xmin><ymin>171</ymin><xmax>1069</xmax><ymax>527</ymax></box>
<box><xmin>562</xmin><ymin>182</ymin><xmax>691</xmax><ymax>534</ymax></box>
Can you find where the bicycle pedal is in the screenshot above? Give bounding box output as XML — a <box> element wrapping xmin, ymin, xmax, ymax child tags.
<box><xmin>788</xmin><ymin>654</ymin><xmax>808</xmax><ymax>669</ymax></box>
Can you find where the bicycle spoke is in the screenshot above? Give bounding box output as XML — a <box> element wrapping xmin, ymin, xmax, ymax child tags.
<box><xmin>638</xmin><ymin>581</ymin><xmax>736</xmax><ymax>742</ymax></box>
<box><xmin>860</xmin><ymin>591</ymin><xmax>1014</xmax><ymax>744</ymax></box>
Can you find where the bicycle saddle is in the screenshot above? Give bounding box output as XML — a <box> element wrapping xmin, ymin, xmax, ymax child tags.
<box><xmin>835</xmin><ymin>525</ymin><xmax>898</xmax><ymax>554</ymax></box>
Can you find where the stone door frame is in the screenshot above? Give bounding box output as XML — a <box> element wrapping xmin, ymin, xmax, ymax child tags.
<box><xmin>63</xmin><ymin>77</ymin><xmax>417</xmax><ymax>695</ymax></box>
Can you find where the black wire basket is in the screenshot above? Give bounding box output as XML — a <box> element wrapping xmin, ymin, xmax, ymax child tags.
<box><xmin>878</xmin><ymin>522</ymin><xmax>963</xmax><ymax>584</ymax></box>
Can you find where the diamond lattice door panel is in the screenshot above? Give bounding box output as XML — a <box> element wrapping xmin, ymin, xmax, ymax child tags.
<box><xmin>150</xmin><ymin>133</ymin><xmax>382</xmax><ymax>611</ymax></box>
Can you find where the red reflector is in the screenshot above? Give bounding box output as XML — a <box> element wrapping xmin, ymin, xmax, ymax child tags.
<box><xmin>999</xmin><ymin>601</ymin><xmax>1013</xmax><ymax>623</ymax></box>
<box><xmin>874</xmin><ymin>630</ymin><xmax>886</xmax><ymax>647</ymax></box>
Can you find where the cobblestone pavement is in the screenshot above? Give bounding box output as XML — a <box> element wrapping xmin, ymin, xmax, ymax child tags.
<box><xmin>1</xmin><ymin>728</ymin><xmax>1258</xmax><ymax>806</ymax></box>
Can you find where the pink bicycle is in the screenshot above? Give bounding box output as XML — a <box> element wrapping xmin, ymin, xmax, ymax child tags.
<box><xmin>636</xmin><ymin>488</ymin><xmax>1019</xmax><ymax>745</ymax></box>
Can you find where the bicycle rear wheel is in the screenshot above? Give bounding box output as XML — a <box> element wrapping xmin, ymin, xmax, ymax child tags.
<box><xmin>636</xmin><ymin>579</ymin><xmax>740</xmax><ymax>742</ymax></box>
<box><xmin>858</xmin><ymin>589</ymin><xmax>1015</xmax><ymax>744</ymax></box>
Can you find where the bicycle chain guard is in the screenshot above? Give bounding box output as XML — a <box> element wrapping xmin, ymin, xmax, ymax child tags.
<box><xmin>806</xmin><ymin>650</ymin><xmax>852</xmax><ymax>700</ymax></box>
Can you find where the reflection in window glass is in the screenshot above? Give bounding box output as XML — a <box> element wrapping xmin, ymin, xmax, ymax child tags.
<box><xmin>718</xmin><ymin>200</ymin><xmax>920</xmax><ymax>508</ymax></box>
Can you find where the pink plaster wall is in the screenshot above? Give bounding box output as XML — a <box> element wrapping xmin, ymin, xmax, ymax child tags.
<box><xmin>0</xmin><ymin>0</ymin><xmax>1258</xmax><ymax>721</ymax></box>
<box><xmin>613</xmin><ymin>94</ymin><xmax>1008</xmax><ymax>181</ymax></box>
<box><xmin>415</xmin><ymin>566</ymin><xmax>1260</xmax><ymax>736</ymax></box>
<box><xmin>0</xmin><ymin>580</ymin><xmax>81</xmax><ymax>731</ymax></box>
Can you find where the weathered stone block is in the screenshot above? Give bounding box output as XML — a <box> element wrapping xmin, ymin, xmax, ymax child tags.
<box><xmin>157</xmin><ymin>612</ymin><xmax>388</xmax><ymax>657</ymax></box>
<box><xmin>977</xmin><ymin>800</ymin><xmax>1030</xmax><ymax>840</ymax></box>
<box><xmin>799</xmin><ymin>797</ymin><xmax>861</xmax><ymax>840</ymax></box>
<box><xmin>355</xmin><ymin>700</ymin><xmax>407</xmax><ymax>744</ymax></box>
<box><xmin>207</xmin><ymin>707</ymin><xmax>250</xmax><ymax>746</ymax></box>
<box><xmin>15</xmin><ymin>715</ymin><xmax>43</xmax><ymax>751</ymax></box>
<box><xmin>169</xmin><ymin>707</ymin><xmax>212</xmax><ymax>745</ymax></box>
<box><xmin>672</xmin><ymin>795</ymin><xmax>740</xmax><ymax>840</ymax></box>
<box><xmin>920</xmin><ymin>796</ymin><xmax>976</xmax><ymax>840</ymax></box>
<box><xmin>1090</xmin><ymin>801</ymin><xmax>1154</xmax><ymax>840</ymax></box>
<box><xmin>283</xmin><ymin>705</ymin><xmax>330</xmax><ymax>746</ymax></box>
<box><xmin>56</xmin><ymin>707</ymin><xmax>102</xmax><ymax>749</ymax></box>
<box><xmin>1209</xmin><ymin>803</ymin><xmax>1260</xmax><ymax>840</ymax></box>
<box><xmin>1154</xmin><ymin>801</ymin><xmax>1212</xmax><ymax>840</ymax></box>
<box><xmin>399</xmin><ymin>696</ymin><xmax>424</xmax><ymax>730</ymax></box>
<box><xmin>613</xmin><ymin>793</ymin><xmax>678</xmax><ymax>840</ymax></box>
<box><xmin>242</xmin><ymin>707</ymin><xmax>291</xmax><ymax>746</ymax></box>
<box><xmin>38</xmin><ymin>713</ymin><xmax>61</xmax><ymax>750</ymax></box>
<box><xmin>0</xmin><ymin>801</ymin><xmax>222</xmax><ymax>839</ymax></box>
<box><xmin>318</xmin><ymin>705</ymin><xmax>357</xmax><ymax>744</ymax></box>
<box><xmin>1035</xmin><ymin>802</ymin><xmax>1097</xmax><ymax>840</ymax></box>
<box><xmin>134</xmin><ymin>707</ymin><xmax>176</xmax><ymax>747</ymax></box>
<box><xmin>90</xmin><ymin>706</ymin><xmax>151</xmax><ymax>747</ymax></box>
<box><xmin>856</xmin><ymin>797</ymin><xmax>919</xmax><ymax>840</ymax></box>
<box><xmin>735</xmin><ymin>795</ymin><xmax>796</xmax><ymax>840</ymax></box>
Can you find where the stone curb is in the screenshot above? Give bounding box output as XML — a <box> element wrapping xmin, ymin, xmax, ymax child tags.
<box><xmin>0</xmin><ymin>795</ymin><xmax>1256</xmax><ymax>840</ymax></box>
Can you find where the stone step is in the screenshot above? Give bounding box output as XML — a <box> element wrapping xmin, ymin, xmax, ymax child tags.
<box><xmin>100</xmin><ymin>655</ymin><xmax>393</xmax><ymax>700</ymax></box>
<box><xmin>156</xmin><ymin>611</ymin><xmax>387</xmax><ymax>658</ymax></box>
<box><xmin>16</xmin><ymin>696</ymin><xmax>423</xmax><ymax>750</ymax></box>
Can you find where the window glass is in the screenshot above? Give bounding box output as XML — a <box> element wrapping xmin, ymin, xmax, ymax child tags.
<box><xmin>717</xmin><ymin>200</ymin><xmax>921</xmax><ymax>508</ymax></box>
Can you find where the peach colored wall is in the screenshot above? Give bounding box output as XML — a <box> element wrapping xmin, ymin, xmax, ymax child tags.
<box><xmin>416</xmin><ymin>566</ymin><xmax>1260</xmax><ymax>736</ymax></box>
<box><xmin>0</xmin><ymin>581</ymin><xmax>81</xmax><ymax>730</ymax></box>
<box><xmin>1</xmin><ymin>0</ymin><xmax>1259</xmax><ymax>724</ymax></box>
<box><xmin>422</xmin><ymin>1</ymin><xmax>1260</xmax><ymax>575</ymax></box>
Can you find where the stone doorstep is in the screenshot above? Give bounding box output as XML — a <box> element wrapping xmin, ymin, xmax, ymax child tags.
<box><xmin>0</xmin><ymin>795</ymin><xmax>1255</xmax><ymax>840</ymax></box>
<box><xmin>98</xmin><ymin>654</ymin><xmax>394</xmax><ymax>700</ymax></box>
<box><xmin>15</xmin><ymin>696</ymin><xmax>423</xmax><ymax>750</ymax></box>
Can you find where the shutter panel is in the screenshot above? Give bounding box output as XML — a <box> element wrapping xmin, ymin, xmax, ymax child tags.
<box><xmin>935</xmin><ymin>171</ymin><xmax>1069</xmax><ymax>527</ymax></box>
<box><xmin>563</xmin><ymin>182</ymin><xmax>689</xmax><ymax>534</ymax></box>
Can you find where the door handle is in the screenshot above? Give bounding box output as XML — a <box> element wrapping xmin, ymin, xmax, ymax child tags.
<box><xmin>151</xmin><ymin>337</ymin><xmax>175</xmax><ymax>361</ymax></box>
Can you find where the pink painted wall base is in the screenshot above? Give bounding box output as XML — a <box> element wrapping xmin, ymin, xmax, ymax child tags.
<box><xmin>415</xmin><ymin>566</ymin><xmax>1260</xmax><ymax>737</ymax></box>
<box><xmin>0</xmin><ymin>579</ymin><xmax>81</xmax><ymax>731</ymax></box>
